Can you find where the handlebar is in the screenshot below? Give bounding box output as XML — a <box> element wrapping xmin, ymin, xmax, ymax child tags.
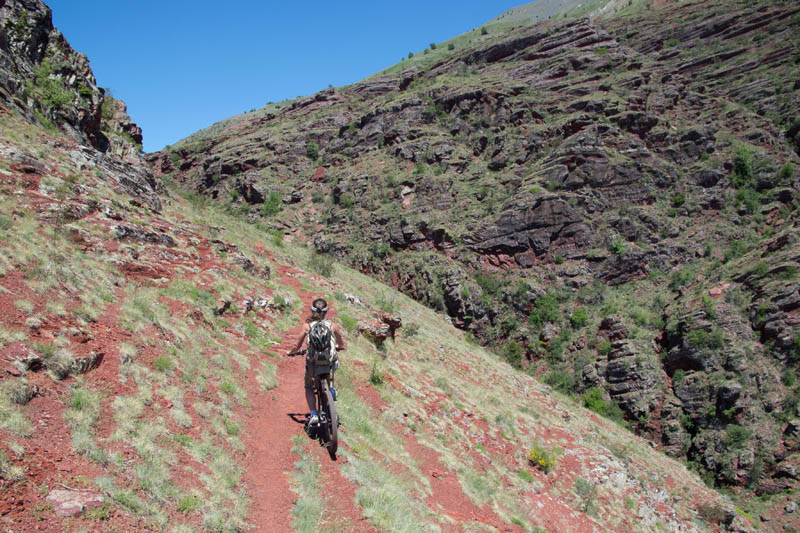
<box><xmin>288</xmin><ymin>347</ymin><xmax>345</xmax><ymax>357</ymax></box>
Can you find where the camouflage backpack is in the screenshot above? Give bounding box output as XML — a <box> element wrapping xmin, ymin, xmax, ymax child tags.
<box><xmin>307</xmin><ymin>319</ymin><xmax>336</xmax><ymax>366</ymax></box>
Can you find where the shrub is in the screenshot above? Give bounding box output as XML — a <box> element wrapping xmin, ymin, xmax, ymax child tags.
<box><xmin>597</xmin><ymin>340</ymin><xmax>612</xmax><ymax>356</ymax></box>
<box><xmin>610</xmin><ymin>236</ymin><xmax>626</xmax><ymax>255</ymax></box>
<box><xmin>672</xmin><ymin>369</ymin><xmax>686</xmax><ymax>386</ymax></box>
<box><xmin>33</xmin><ymin>61</ymin><xmax>72</xmax><ymax>110</ymax></box>
<box><xmin>543</xmin><ymin>369</ymin><xmax>574</xmax><ymax>393</ymax></box>
<box><xmin>404</xmin><ymin>322</ymin><xmax>420</xmax><ymax>337</ymax></box>
<box><xmin>339</xmin><ymin>193</ymin><xmax>355</xmax><ymax>208</ymax></box>
<box><xmin>152</xmin><ymin>356</ymin><xmax>173</xmax><ymax>372</ymax></box>
<box><xmin>178</xmin><ymin>495</ymin><xmax>202</xmax><ymax>514</ymax></box>
<box><xmin>724</xmin><ymin>240</ymin><xmax>748</xmax><ymax>262</ymax></box>
<box><xmin>669</xmin><ymin>267</ymin><xmax>695</xmax><ymax>290</ymax></box>
<box><xmin>429</xmin><ymin>42</ymin><xmax>437</xmax><ymax>50</ymax></box>
<box><xmin>732</xmin><ymin>145</ymin><xmax>754</xmax><ymax>188</ymax></box>
<box><xmin>570</xmin><ymin>308</ymin><xmax>589</xmax><ymax>329</ymax></box>
<box><xmin>369</xmin><ymin>360</ymin><xmax>383</xmax><ymax>385</ymax></box>
<box><xmin>306</xmin><ymin>140</ymin><xmax>319</xmax><ymax>160</ymax></box>
<box><xmin>375</xmin><ymin>291</ymin><xmax>395</xmax><ymax>313</ymax></box>
<box><xmin>339</xmin><ymin>313</ymin><xmax>357</xmax><ymax>333</ymax></box>
<box><xmin>574</xmin><ymin>478</ymin><xmax>597</xmax><ymax>513</ymax></box>
<box><xmin>474</xmin><ymin>271</ymin><xmax>504</xmax><ymax>296</ymax></box>
<box><xmin>481</xmin><ymin>27</ymin><xmax>488</xmax><ymax>35</ymax></box>
<box><xmin>582</xmin><ymin>387</ymin><xmax>626</xmax><ymax>425</ymax></box>
<box><xmin>261</xmin><ymin>191</ymin><xmax>282</xmax><ymax>217</ymax></box>
<box><xmin>671</xmin><ymin>193</ymin><xmax>686</xmax><ymax>207</ymax></box>
<box><xmin>528</xmin><ymin>293</ymin><xmax>559</xmax><ymax>329</ymax></box>
<box><xmin>734</xmin><ymin>188</ymin><xmax>759</xmax><ymax>214</ymax></box>
<box><xmin>725</xmin><ymin>425</ymin><xmax>751</xmax><ymax>448</ymax></box>
<box><xmin>308</xmin><ymin>252</ymin><xmax>334</xmax><ymax>277</ymax></box>
<box><xmin>528</xmin><ymin>443</ymin><xmax>556</xmax><ymax>473</ymax></box>
<box><xmin>447</xmin><ymin>43</ymin><xmax>455</xmax><ymax>51</ymax></box>
<box><xmin>501</xmin><ymin>340</ymin><xmax>523</xmax><ymax>369</ymax></box>
<box><xmin>778</xmin><ymin>163</ymin><xmax>795</xmax><ymax>183</ymax></box>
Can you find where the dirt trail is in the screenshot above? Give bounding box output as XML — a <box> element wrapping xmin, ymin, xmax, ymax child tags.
<box><xmin>241</xmin><ymin>264</ymin><xmax>369</xmax><ymax>532</ymax></box>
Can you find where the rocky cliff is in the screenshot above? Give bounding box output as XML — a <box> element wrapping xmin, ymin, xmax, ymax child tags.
<box><xmin>0</xmin><ymin>0</ymin><xmax>159</xmax><ymax>210</ymax></box>
<box><xmin>150</xmin><ymin>0</ymin><xmax>800</xmax><ymax>512</ymax></box>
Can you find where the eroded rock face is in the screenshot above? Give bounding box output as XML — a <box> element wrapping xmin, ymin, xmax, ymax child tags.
<box><xmin>466</xmin><ymin>194</ymin><xmax>593</xmax><ymax>262</ymax></box>
<box><xmin>147</xmin><ymin>0</ymin><xmax>800</xmax><ymax>497</ymax></box>
<box><xmin>0</xmin><ymin>0</ymin><xmax>102</xmax><ymax>144</ymax></box>
<box><xmin>0</xmin><ymin>0</ymin><xmax>161</xmax><ymax>211</ymax></box>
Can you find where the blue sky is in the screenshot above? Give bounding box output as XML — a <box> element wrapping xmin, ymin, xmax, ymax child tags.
<box><xmin>46</xmin><ymin>1</ymin><xmax>528</xmax><ymax>152</ymax></box>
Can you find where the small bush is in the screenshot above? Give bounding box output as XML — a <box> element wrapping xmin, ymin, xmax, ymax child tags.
<box><xmin>597</xmin><ymin>340</ymin><xmax>612</xmax><ymax>356</ymax></box>
<box><xmin>178</xmin><ymin>495</ymin><xmax>202</xmax><ymax>514</ymax></box>
<box><xmin>732</xmin><ymin>145</ymin><xmax>754</xmax><ymax>188</ymax></box>
<box><xmin>574</xmin><ymin>478</ymin><xmax>597</xmax><ymax>513</ymax></box>
<box><xmin>528</xmin><ymin>443</ymin><xmax>556</xmax><ymax>473</ymax></box>
<box><xmin>480</xmin><ymin>27</ymin><xmax>488</xmax><ymax>35</ymax></box>
<box><xmin>308</xmin><ymin>252</ymin><xmax>334</xmax><ymax>277</ymax></box>
<box><xmin>686</xmin><ymin>328</ymin><xmax>709</xmax><ymax>348</ymax></box>
<box><xmin>261</xmin><ymin>191</ymin><xmax>282</xmax><ymax>217</ymax></box>
<box><xmin>528</xmin><ymin>293</ymin><xmax>559</xmax><ymax>329</ymax></box>
<box><xmin>501</xmin><ymin>340</ymin><xmax>523</xmax><ymax>368</ymax></box>
<box><xmin>447</xmin><ymin>43</ymin><xmax>455</xmax><ymax>51</ymax></box>
<box><xmin>582</xmin><ymin>387</ymin><xmax>626</xmax><ymax>425</ymax></box>
<box><xmin>570</xmin><ymin>308</ymin><xmax>589</xmax><ymax>329</ymax></box>
<box><xmin>543</xmin><ymin>369</ymin><xmax>575</xmax><ymax>393</ymax></box>
<box><xmin>778</xmin><ymin>163</ymin><xmax>795</xmax><ymax>183</ymax></box>
<box><xmin>725</xmin><ymin>425</ymin><xmax>751</xmax><ymax>448</ymax></box>
<box><xmin>306</xmin><ymin>140</ymin><xmax>319</xmax><ymax>160</ymax></box>
<box><xmin>610</xmin><ymin>236</ymin><xmax>626</xmax><ymax>255</ymax></box>
<box><xmin>369</xmin><ymin>360</ymin><xmax>383</xmax><ymax>386</ymax></box>
<box><xmin>339</xmin><ymin>313</ymin><xmax>357</xmax><ymax>333</ymax></box>
<box><xmin>671</xmin><ymin>193</ymin><xmax>686</xmax><ymax>207</ymax></box>
<box><xmin>152</xmin><ymin>356</ymin><xmax>173</xmax><ymax>372</ymax></box>
<box><xmin>404</xmin><ymin>322</ymin><xmax>420</xmax><ymax>337</ymax></box>
<box><xmin>375</xmin><ymin>291</ymin><xmax>395</xmax><ymax>313</ymax></box>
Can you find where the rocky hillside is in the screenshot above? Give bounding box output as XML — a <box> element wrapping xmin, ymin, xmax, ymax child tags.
<box><xmin>0</xmin><ymin>1</ymin><xmax>772</xmax><ymax>531</ymax></box>
<box><xmin>149</xmin><ymin>0</ymin><xmax>800</xmax><ymax>513</ymax></box>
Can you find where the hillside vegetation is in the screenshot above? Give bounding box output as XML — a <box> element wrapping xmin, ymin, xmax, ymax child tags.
<box><xmin>151</xmin><ymin>0</ymin><xmax>800</xmax><ymax>515</ymax></box>
<box><xmin>1</xmin><ymin>0</ymin><xmax>799</xmax><ymax>530</ymax></box>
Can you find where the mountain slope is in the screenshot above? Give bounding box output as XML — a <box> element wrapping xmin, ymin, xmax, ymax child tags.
<box><xmin>149</xmin><ymin>0</ymin><xmax>800</xmax><ymax>509</ymax></box>
<box><xmin>0</xmin><ymin>105</ymin><xmax>752</xmax><ymax>531</ymax></box>
<box><xmin>0</xmin><ymin>1</ymin><xmax>771</xmax><ymax>531</ymax></box>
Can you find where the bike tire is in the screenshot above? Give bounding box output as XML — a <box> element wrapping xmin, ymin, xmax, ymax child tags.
<box><xmin>323</xmin><ymin>387</ymin><xmax>338</xmax><ymax>458</ymax></box>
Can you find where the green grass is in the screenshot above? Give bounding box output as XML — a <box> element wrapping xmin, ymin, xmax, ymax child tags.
<box><xmin>256</xmin><ymin>360</ymin><xmax>278</xmax><ymax>391</ymax></box>
<box><xmin>0</xmin><ymin>381</ymin><xmax>33</xmax><ymax>437</ymax></box>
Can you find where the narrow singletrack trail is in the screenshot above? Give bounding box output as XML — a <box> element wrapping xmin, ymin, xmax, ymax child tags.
<box><xmin>241</xmin><ymin>264</ymin><xmax>370</xmax><ymax>532</ymax></box>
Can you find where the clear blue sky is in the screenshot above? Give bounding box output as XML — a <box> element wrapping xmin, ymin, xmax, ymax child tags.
<box><xmin>46</xmin><ymin>1</ymin><xmax>528</xmax><ymax>153</ymax></box>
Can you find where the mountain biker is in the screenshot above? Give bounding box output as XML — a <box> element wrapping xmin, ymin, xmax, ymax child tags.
<box><xmin>286</xmin><ymin>297</ymin><xmax>346</xmax><ymax>427</ymax></box>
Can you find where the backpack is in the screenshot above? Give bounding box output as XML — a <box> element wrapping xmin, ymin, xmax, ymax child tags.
<box><xmin>307</xmin><ymin>320</ymin><xmax>337</xmax><ymax>366</ymax></box>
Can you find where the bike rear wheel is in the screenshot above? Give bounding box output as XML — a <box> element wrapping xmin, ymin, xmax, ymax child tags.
<box><xmin>323</xmin><ymin>387</ymin><xmax>338</xmax><ymax>457</ymax></box>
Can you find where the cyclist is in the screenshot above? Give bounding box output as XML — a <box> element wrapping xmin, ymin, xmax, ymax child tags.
<box><xmin>286</xmin><ymin>298</ymin><xmax>346</xmax><ymax>426</ymax></box>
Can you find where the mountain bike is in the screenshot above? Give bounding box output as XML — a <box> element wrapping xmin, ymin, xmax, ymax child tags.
<box><xmin>289</xmin><ymin>349</ymin><xmax>339</xmax><ymax>459</ymax></box>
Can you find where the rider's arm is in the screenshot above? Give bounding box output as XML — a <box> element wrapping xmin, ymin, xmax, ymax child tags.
<box><xmin>332</xmin><ymin>323</ymin><xmax>346</xmax><ymax>351</ymax></box>
<box><xmin>287</xmin><ymin>323</ymin><xmax>309</xmax><ymax>355</ymax></box>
